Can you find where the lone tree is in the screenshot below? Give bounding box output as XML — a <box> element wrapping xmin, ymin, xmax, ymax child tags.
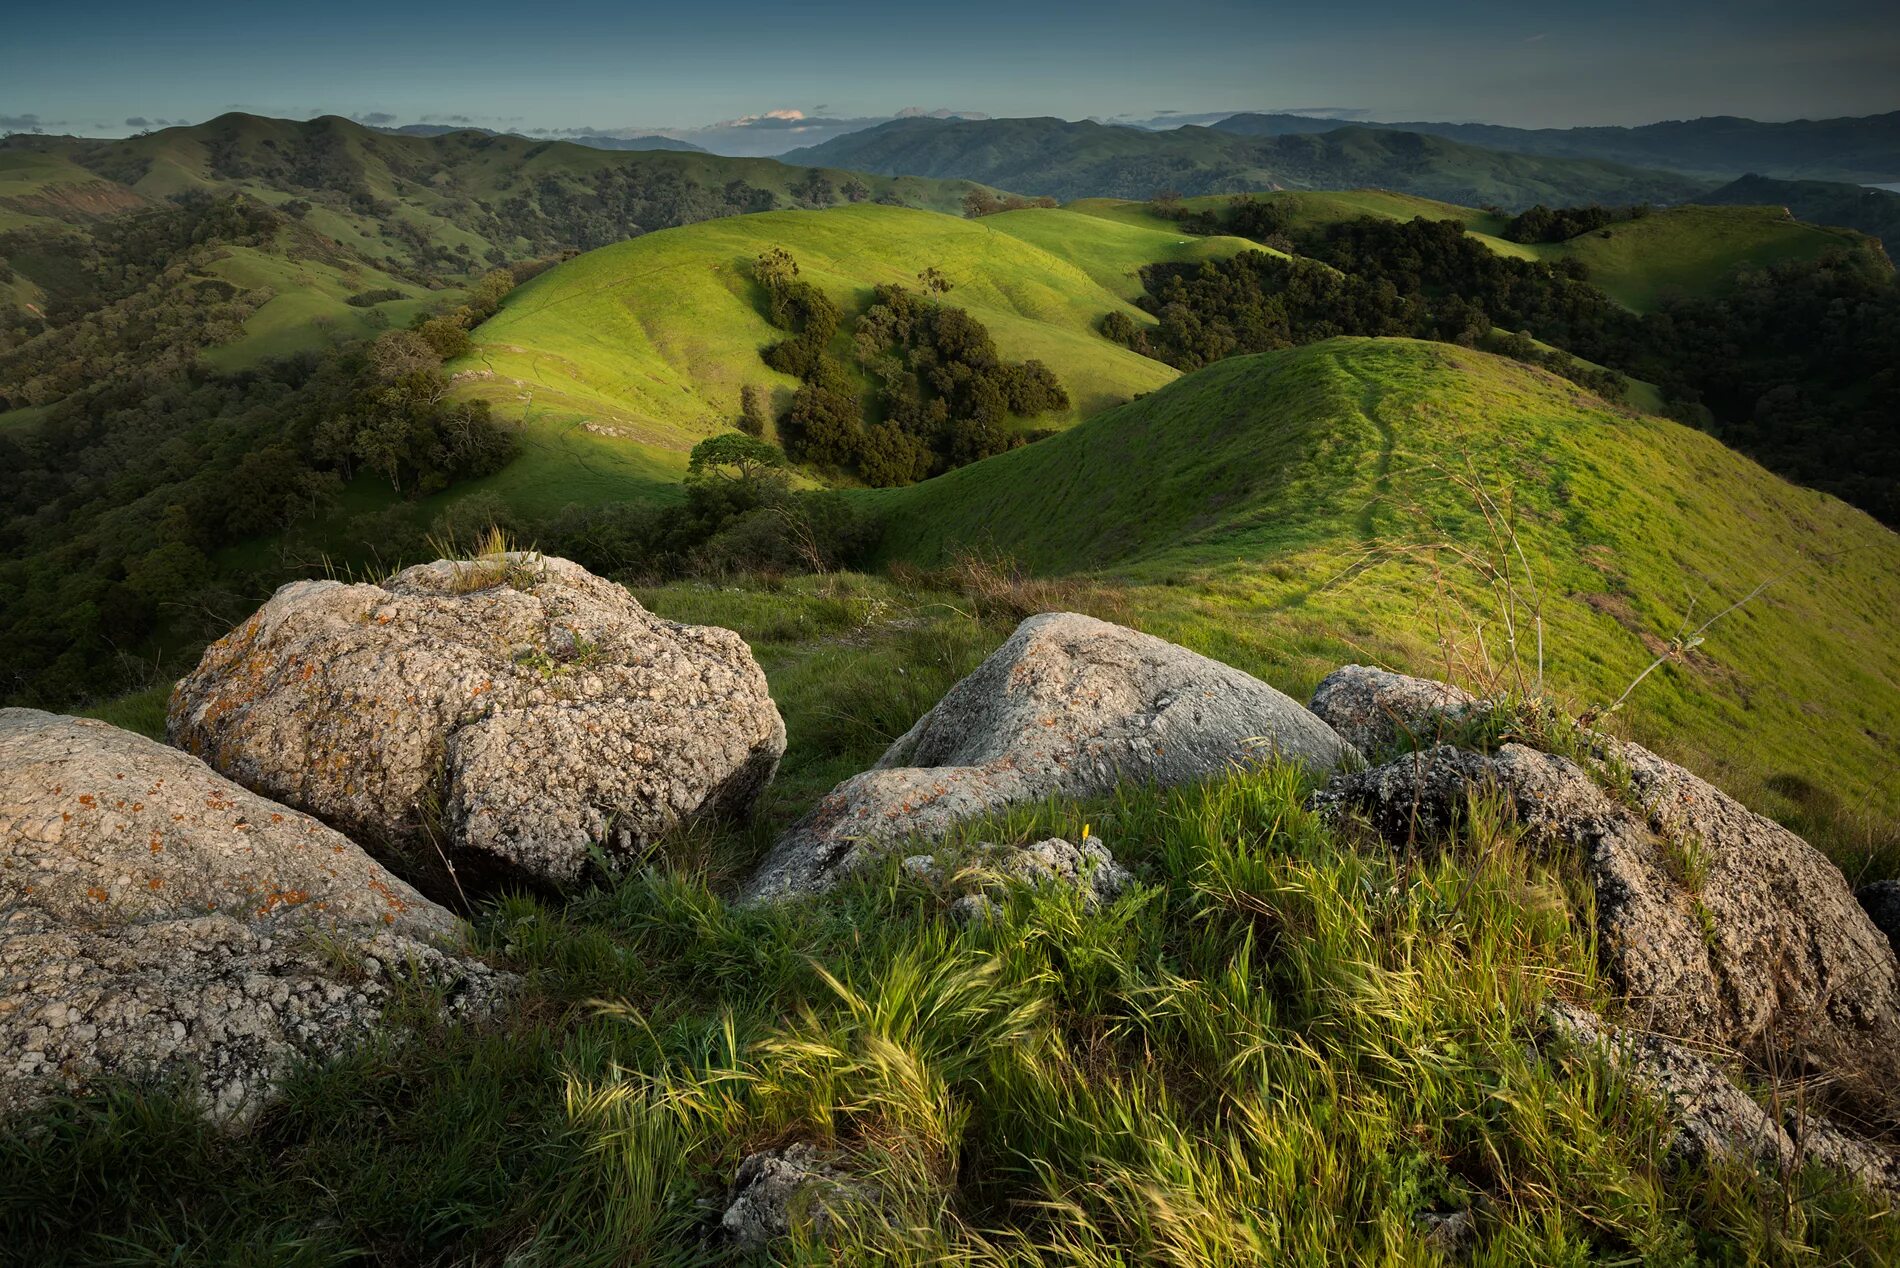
<box><xmin>918</xmin><ymin>265</ymin><xmax>953</xmax><ymax>297</ymax></box>
<box><xmin>688</xmin><ymin>432</ymin><xmax>789</xmax><ymax>490</ymax></box>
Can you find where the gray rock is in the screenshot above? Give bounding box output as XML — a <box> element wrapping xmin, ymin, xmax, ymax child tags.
<box><xmin>1857</xmin><ymin>880</ymin><xmax>1900</xmax><ymax>958</ymax></box>
<box><xmin>720</xmin><ymin>1142</ymin><xmax>874</xmax><ymax>1252</ymax></box>
<box><xmin>1318</xmin><ymin>734</ymin><xmax>1900</xmax><ymax>1128</ymax></box>
<box><xmin>744</xmin><ymin>613</ymin><xmax>1356</xmax><ymax>902</ymax></box>
<box><xmin>914</xmin><ymin>836</ymin><xmax>1131</xmax><ymax>923</ymax></box>
<box><xmin>1309</xmin><ymin>664</ymin><xmax>1482</xmax><ymax>756</ymax></box>
<box><xmin>1415</xmin><ymin>1208</ymin><xmax>1477</xmax><ymax>1255</ymax></box>
<box><xmin>0</xmin><ymin>710</ymin><xmax>510</xmax><ymax>1124</ymax></box>
<box><xmin>168</xmin><ymin>553</ymin><xmax>785</xmax><ymax>893</ymax></box>
<box><xmin>1546</xmin><ymin>1001</ymin><xmax>1900</xmax><ymax>1199</ymax></box>
<box><xmin>998</xmin><ymin>836</ymin><xmax>1131</xmax><ymax>911</ymax></box>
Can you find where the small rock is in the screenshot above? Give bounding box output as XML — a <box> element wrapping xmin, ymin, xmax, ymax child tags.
<box><xmin>720</xmin><ymin>1142</ymin><xmax>874</xmax><ymax>1252</ymax></box>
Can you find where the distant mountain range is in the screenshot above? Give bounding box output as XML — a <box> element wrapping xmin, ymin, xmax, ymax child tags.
<box><xmin>377</xmin><ymin>123</ymin><xmax>707</xmax><ymax>153</ymax></box>
<box><xmin>783</xmin><ymin>116</ymin><xmax>1708</xmax><ymax>210</ymax></box>
<box><xmin>1210</xmin><ymin>111</ymin><xmax>1900</xmax><ymax>184</ymax></box>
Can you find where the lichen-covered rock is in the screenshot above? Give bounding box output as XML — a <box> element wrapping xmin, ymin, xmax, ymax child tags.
<box><xmin>1309</xmin><ymin>664</ymin><xmax>1482</xmax><ymax>756</ymax></box>
<box><xmin>1315</xmin><ymin>707</ymin><xmax>1900</xmax><ymax>1129</ymax></box>
<box><xmin>909</xmin><ymin>836</ymin><xmax>1132</xmax><ymax>922</ymax></box>
<box><xmin>167</xmin><ymin>553</ymin><xmax>785</xmax><ymax>892</ymax></box>
<box><xmin>720</xmin><ymin>1143</ymin><xmax>876</xmax><ymax>1252</ymax></box>
<box><xmin>1546</xmin><ymin>1001</ymin><xmax>1900</xmax><ymax>1199</ymax></box>
<box><xmin>0</xmin><ymin>710</ymin><xmax>510</xmax><ymax>1123</ymax></box>
<box><xmin>744</xmin><ymin>613</ymin><xmax>1355</xmax><ymax>902</ymax></box>
<box><xmin>1857</xmin><ymin>880</ymin><xmax>1900</xmax><ymax>958</ymax></box>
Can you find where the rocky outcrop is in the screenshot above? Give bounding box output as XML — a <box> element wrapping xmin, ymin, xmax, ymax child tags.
<box><xmin>1546</xmin><ymin>1002</ymin><xmax>1900</xmax><ymax>1198</ymax></box>
<box><xmin>743</xmin><ymin>613</ymin><xmax>1356</xmax><ymax>903</ymax></box>
<box><xmin>1313</xmin><ymin>667</ymin><xmax>1900</xmax><ymax>1137</ymax></box>
<box><xmin>1309</xmin><ymin>664</ymin><xmax>1482</xmax><ymax>756</ymax></box>
<box><xmin>720</xmin><ymin>1143</ymin><xmax>877</xmax><ymax>1252</ymax></box>
<box><xmin>1</xmin><ymin>710</ymin><xmax>509</xmax><ymax>1123</ymax></box>
<box><xmin>168</xmin><ymin>553</ymin><xmax>785</xmax><ymax>893</ymax></box>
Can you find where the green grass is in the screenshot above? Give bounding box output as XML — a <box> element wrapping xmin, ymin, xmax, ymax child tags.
<box><xmin>868</xmin><ymin>339</ymin><xmax>1900</xmax><ymax>867</ymax></box>
<box><xmin>452</xmin><ymin>203</ymin><xmax>1254</xmax><ymax>510</ymax></box>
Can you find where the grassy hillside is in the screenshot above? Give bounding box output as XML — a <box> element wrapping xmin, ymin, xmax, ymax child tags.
<box><xmin>1699</xmin><ymin>174</ymin><xmax>1900</xmax><ymax>248</ymax></box>
<box><xmin>869</xmin><ymin>339</ymin><xmax>1900</xmax><ymax>857</ymax></box>
<box><xmin>785</xmin><ymin>117</ymin><xmax>1708</xmax><ymax>209</ymax></box>
<box><xmin>1</xmin><ymin>114</ymin><xmax>994</xmax><ymax>368</ymax></box>
<box><xmin>1071</xmin><ymin>192</ymin><xmax>1877</xmax><ymax>310</ymax></box>
<box><xmin>453</xmin><ymin>203</ymin><xmax>1255</xmax><ymax>493</ymax></box>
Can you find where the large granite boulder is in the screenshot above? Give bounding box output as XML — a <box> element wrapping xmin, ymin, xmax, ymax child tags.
<box><xmin>743</xmin><ymin>613</ymin><xmax>1356</xmax><ymax>903</ymax></box>
<box><xmin>168</xmin><ymin>553</ymin><xmax>785</xmax><ymax>893</ymax></box>
<box><xmin>1311</xmin><ymin>668</ymin><xmax>1900</xmax><ymax>1137</ymax></box>
<box><xmin>1</xmin><ymin>710</ymin><xmax>510</xmax><ymax>1124</ymax></box>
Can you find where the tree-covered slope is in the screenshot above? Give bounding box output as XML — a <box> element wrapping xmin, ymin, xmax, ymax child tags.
<box><xmin>453</xmin><ymin>203</ymin><xmax>1256</xmax><ymax>477</ymax></box>
<box><xmin>1213</xmin><ymin>110</ymin><xmax>1900</xmax><ymax>184</ymax></box>
<box><xmin>783</xmin><ymin>116</ymin><xmax>1708</xmax><ymax>208</ymax></box>
<box><xmin>869</xmin><ymin>339</ymin><xmax>1900</xmax><ymax>844</ymax></box>
<box><xmin>1070</xmin><ymin>191</ymin><xmax>1882</xmax><ymax>310</ymax></box>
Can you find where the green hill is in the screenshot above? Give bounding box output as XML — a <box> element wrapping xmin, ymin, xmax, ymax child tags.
<box><xmin>452</xmin><ymin>203</ymin><xmax>1256</xmax><ymax>497</ymax></box>
<box><xmin>868</xmin><ymin>339</ymin><xmax>1900</xmax><ymax>846</ymax></box>
<box><xmin>784</xmin><ymin>117</ymin><xmax>1708</xmax><ymax>209</ymax></box>
<box><xmin>1697</xmin><ymin>174</ymin><xmax>1900</xmax><ymax>248</ymax></box>
<box><xmin>0</xmin><ymin>114</ymin><xmax>993</xmax><ymax>368</ymax></box>
<box><xmin>1071</xmin><ymin>191</ymin><xmax>1879</xmax><ymax>311</ymax></box>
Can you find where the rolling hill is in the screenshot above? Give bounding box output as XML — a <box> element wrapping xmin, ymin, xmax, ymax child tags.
<box><xmin>449</xmin><ymin>202</ymin><xmax>1257</xmax><ymax>502</ymax></box>
<box><xmin>782</xmin><ymin>116</ymin><xmax>1708</xmax><ymax>208</ymax></box>
<box><xmin>1696</xmin><ymin>174</ymin><xmax>1900</xmax><ymax>249</ymax></box>
<box><xmin>0</xmin><ymin>113</ymin><xmax>994</xmax><ymax>368</ymax></box>
<box><xmin>1069</xmin><ymin>190</ymin><xmax>1879</xmax><ymax>311</ymax></box>
<box><xmin>1212</xmin><ymin>110</ymin><xmax>1900</xmax><ymax>184</ymax></box>
<box><xmin>867</xmin><ymin>338</ymin><xmax>1900</xmax><ymax>843</ymax></box>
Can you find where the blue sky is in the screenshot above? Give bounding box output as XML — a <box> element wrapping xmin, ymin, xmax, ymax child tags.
<box><xmin>4</xmin><ymin>0</ymin><xmax>1895</xmax><ymax>147</ymax></box>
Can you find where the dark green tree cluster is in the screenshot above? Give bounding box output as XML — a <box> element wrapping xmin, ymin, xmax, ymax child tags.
<box><xmin>1504</xmin><ymin>202</ymin><xmax>1651</xmax><ymax>244</ymax></box>
<box><xmin>751</xmin><ymin>250</ymin><xmax>1068</xmax><ymax>486</ymax></box>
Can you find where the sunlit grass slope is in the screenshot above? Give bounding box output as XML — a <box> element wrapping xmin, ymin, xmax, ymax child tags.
<box><xmin>870</xmin><ymin>338</ymin><xmax>1900</xmax><ymax>853</ymax></box>
<box><xmin>1071</xmin><ymin>192</ymin><xmax>1876</xmax><ymax>310</ymax></box>
<box><xmin>454</xmin><ymin>203</ymin><xmax>1254</xmax><ymax>488</ymax></box>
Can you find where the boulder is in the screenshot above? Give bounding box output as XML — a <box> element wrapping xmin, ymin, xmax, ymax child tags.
<box><xmin>1312</xmin><ymin>668</ymin><xmax>1900</xmax><ymax>1129</ymax></box>
<box><xmin>720</xmin><ymin>1142</ymin><xmax>876</xmax><ymax>1252</ymax></box>
<box><xmin>743</xmin><ymin>613</ymin><xmax>1356</xmax><ymax>903</ymax></box>
<box><xmin>1309</xmin><ymin>664</ymin><xmax>1482</xmax><ymax>756</ymax></box>
<box><xmin>0</xmin><ymin>710</ymin><xmax>510</xmax><ymax>1123</ymax></box>
<box><xmin>168</xmin><ymin>553</ymin><xmax>785</xmax><ymax>892</ymax></box>
<box><xmin>1546</xmin><ymin>1001</ymin><xmax>1900</xmax><ymax>1199</ymax></box>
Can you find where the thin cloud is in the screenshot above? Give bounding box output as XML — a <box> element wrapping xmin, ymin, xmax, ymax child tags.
<box><xmin>0</xmin><ymin>112</ymin><xmax>51</xmax><ymax>133</ymax></box>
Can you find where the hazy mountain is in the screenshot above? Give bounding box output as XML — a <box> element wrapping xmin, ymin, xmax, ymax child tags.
<box><xmin>377</xmin><ymin>123</ymin><xmax>707</xmax><ymax>153</ymax></box>
<box><xmin>783</xmin><ymin>115</ymin><xmax>1708</xmax><ymax>209</ymax></box>
<box><xmin>1213</xmin><ymin>111</ymin><xmax>1900</xmax><ymax>184</ymax></box>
